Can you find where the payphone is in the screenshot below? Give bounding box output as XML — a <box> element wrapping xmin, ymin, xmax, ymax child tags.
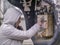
<box><xmin>35</xmin><ymin>0</ymin><xmax>54</xmax><ymax>39</ymax></box>
<box><xmin>7</xmin><ymin>0</ymin><xmax>57</xmax><ymax>45</ymax></box>
<box><xmin>18</xmin><ymin>0</ymin><xmax>55</xmax><ymax>45</ymax></box>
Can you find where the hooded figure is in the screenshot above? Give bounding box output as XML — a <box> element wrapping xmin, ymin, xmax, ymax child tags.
<box><xmin>0</xmin><ymin>1</ymin><xmax>43</xmax><ymax>45</ymax></box>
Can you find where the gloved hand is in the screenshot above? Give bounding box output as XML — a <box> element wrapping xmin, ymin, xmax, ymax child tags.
<box><xmin>37</xmin><ymin>16</ymin><xmax>47</xmax><ymax>29</ymax></box>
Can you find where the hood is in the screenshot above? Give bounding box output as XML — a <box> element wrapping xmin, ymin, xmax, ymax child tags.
<box><xmin>3</xmin><ymin>7</ymin><xmax>23</xmax><ymax>25</ymax></box>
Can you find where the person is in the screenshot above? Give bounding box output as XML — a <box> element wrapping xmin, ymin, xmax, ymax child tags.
<box><xmin>0</xmin><ymin>0</ymin><xmax>45</xmax><ymax>45</ymax></box>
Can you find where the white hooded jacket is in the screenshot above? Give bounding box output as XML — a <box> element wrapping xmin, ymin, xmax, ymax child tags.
<box><xmin>0</xmin><ymin>7</ymin><xmax>41</xmax><ymax>45</ymax></box>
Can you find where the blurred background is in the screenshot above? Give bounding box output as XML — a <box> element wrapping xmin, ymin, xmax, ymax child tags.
<box><xmin>0</xmin><ymin>0</ymin><xmax>60</xmax><ymax>45</ymax></box>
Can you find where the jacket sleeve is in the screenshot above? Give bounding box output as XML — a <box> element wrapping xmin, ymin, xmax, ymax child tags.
<box><xmin>2</xmin><ymin>24</ymin><xmax>40</xmax><ymax>40</ymax></box>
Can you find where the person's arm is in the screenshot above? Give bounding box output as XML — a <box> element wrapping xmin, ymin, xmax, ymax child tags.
<box><xmin>2</xmin><ymin>23</ymin><xmax>40</xmax><ymax>40</ymax></box>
